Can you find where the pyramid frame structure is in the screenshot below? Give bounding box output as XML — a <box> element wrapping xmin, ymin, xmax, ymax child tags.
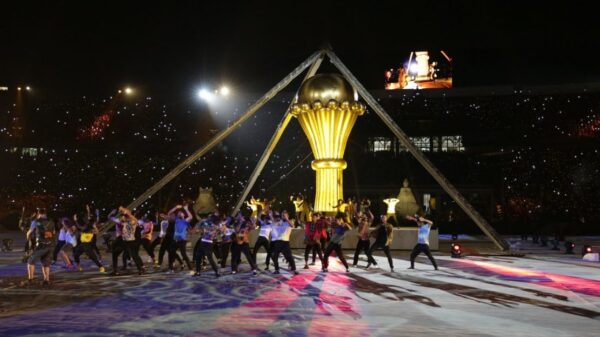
<box><xmin>120</xmin><ymin>48</ymin><xmax>509</xmax><ymax>251</ymax></box>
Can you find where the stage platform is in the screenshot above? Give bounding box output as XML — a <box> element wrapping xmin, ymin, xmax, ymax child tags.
<box><xmin>0</xmin><ymin>235</ymin><xmax>599</xmax><ymax>336</ymax></box>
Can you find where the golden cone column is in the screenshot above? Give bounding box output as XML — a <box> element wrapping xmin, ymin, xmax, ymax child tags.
<box><xmin>290</xmin><ymin>74</ymin><xmax>365</xmax><ymax>213</ymax></box>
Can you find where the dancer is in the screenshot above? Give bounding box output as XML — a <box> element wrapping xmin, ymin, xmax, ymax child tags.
<box><xmin>167</xmin><ymin>204</ymin><xmax>194</xmax><ymax>274</ymax></box>
<box><xmin>73</xmin><ymin>214</ymin><xmax>106</xmax><ymax>272</ymax></box>
<box><xmin>211</xmin><ymin>214</ymin><xmax>223</xmax><ymax>265</ymax></box>
<box><xmin>52</xmin><ymin>218</ymin><xmax>70</xmax><ymax>266</ymax></box>
<box><xmin>322</xmin><ymin>214</ymin><xmax>352</xmax><ymax>272</ymax></box>
<box><xmin>127</xmin><ymin>215</ymin><xmax>144</xmax><ymax>268</ymax></box>
<box><xmin>138</xmin><ymin>216</ymin><xmax>155</xmax><ymax>264</ymax></box>
<box><xmin>311</xmin><ymin>214</ymin><xmax>329</xmax><ymax>265</ymax></box>
<box><xmin>245</xmin><ymin>196</ymin><xmax>259</xmax><ymax>218</ymax></box>
<box><xmin>192</xmin><ymin>217</ymin><xmax>220</xmax><ymax>277</ymax></box>
<box><xmin>53</xmin><ymin>217</ymin><xmax>76</xmax><ymax>270</ymax></box>
<box><xmin>150</xmin><ymin>212</ymin><xmax>165</xmax><ymax>264</ymax></box>
<box><xmin>25</xmin><ymin>208</ymin><xmax>55</xmax><ymax>286</ymax></box>
<box><xmin>291</xmin><ymin>194</ymin><xmax>307</xmax><ymax>223</ymax></box>
<box><xmin>219</xmin><ymin>217</ymin><xmax>234</xmax><ymax>269</ymax></box>
<box><xmin>119</xmin><ymin>212</ymin><xmax>142</xmax><ymax>270</ymax></box>
<box><xmin>109</xmin><ymin>207</ymin><xmax>144</xmax><ymax>275</ymax></box>
<box><xmin>366</xmin><ymin>215</ymin><xmax>394</xmax><ymax>271</ymax></box>
<box><xmin>406</xmin><ymin>214</ymin><xmax>438</xmax><ymax>270</ymax></box>
<box><xmin>347</xmin><ymin>198</ymin><xmax>357</xmax><ymax>219</ymax></box>
<box><xmin>229</xmin><ymin>213</ymin><xmax>243</xmax><ymax>270</ymax></box>
<box><xmin>256</xmin><ymin>198</ymin><xmax>276</xmax><ymax>215</ymax></box>
<box><xmin>85</xmin><ymin>205</ymin><xmax>102</xmax><ymax>259</ymax></box>
<box><xmin>252</xmin><ymin>214</ymin><xmax>272</xmax><ymax>270</ymax></box>
<box><xmin>382</xmin><ymin>197</ymin><xmax>399</xmax><ymax>225</ymax></box>
<box><xmin>359</xmin><ymin>198</ymin><xmax>371</xmax><ymax>214</ymax></box>
<box><xmin>231</xmin><ymin>217</ymin><xmax>258</xmax><ymax>274</ymax></box>
<box><xmin>156</xmin><ymin>212</ymin><xmax>183</xmax><ymax>268</ymax></box>
<box><xmin>303</xmin><ymin>213</ymin><xmax>323</xmax><ymax>269</ymax></box>
<box><xmin>270</xmin><ymin>211</ymin><xmax>298</xmax><ymax>275</ymax></box>
<box><xmin>61</xmin><ymin>221</ymin><xmax>78</xmax><ymax>269</ymax></box>
<box><xmin>332</xmin><ymin>199</ymin><xmax>348</xmax><ymax>215</ymax></box>
<box><xmin>108</xmin><ymin>209</ymin><xmax>126</xmax><ymax>273</ymax></box>
<box><xmin>353</xmin><ymin>211</ymin><xmax>373</xmax><ymax>267</ymax></box>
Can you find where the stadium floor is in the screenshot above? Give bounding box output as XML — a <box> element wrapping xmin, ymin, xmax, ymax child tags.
<box><xmin>1</xmin><ymin>235</ymin><xmax>599</xmax><ymax>337</ymax></box>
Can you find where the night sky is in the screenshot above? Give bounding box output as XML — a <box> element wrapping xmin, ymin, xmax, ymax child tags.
<box><xmin>2</xmin><ymin>1</ymin><xmax>600</xmax><ymax>100</ymax></box>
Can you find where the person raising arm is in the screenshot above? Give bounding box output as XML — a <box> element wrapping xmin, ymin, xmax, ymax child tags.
<box><xmin>406</xmin><ymin>214</ymin><xmax>438</xmax><ymax>270</ymax></box>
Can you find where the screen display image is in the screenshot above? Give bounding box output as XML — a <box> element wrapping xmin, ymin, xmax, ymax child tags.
<box><xmin>385</xmin><ymin>50</ymin><xmax>452</xmax><ymax>90</ymax></box>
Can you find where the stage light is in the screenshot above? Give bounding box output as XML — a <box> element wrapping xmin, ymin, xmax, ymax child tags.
<box><xmin>198</xmin><ymin>88</ymin><xmax>214</xmax><ymax>102</ymax></box>
<box><xmin>564</xmin><ymin>241</ymin><xmax>575</xmax><ymax>254</ymax></box>
<box><xmin>124</xmin><ymin>87</ymin><xmax>133</xmax><ymax>95</ymax></box>
<box><xmin>25</xmin><ymin>86</ymin><xmax>31</xmax><ymax>91</ymax></box>
<box><xmin>219</xmin><ymin>86</ymin><xmax>230</xmax><ymax>96</ymax></box>
<box><xmin>17</xmin><ymin>87</ymin><xmax>22</xmax><ymax>91</ymax></box>
<box><xmin>582</xmin><ymin>245</ymin><xmax>592</xmax><ymax>256</ymax></box>
<box><xmin>118</xmin><ymin>89</ymin><xmax>123</xmax><ymax>94</ymax></box>
<box><xmin>451</xmin><ymin>243</ymin><xmax>462</xmax><ymax>258</ymax></box>
<box><xmin>409</xmin><ymin>63</ymin><xmax>419</xmax><ymax>74</ymax></box>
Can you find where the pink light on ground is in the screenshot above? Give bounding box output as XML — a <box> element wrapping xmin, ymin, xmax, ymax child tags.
<box><xmin>206</xmin><ymin>273</ymin><xmax>319</xmax><ymax>336</ymax></box>
<box><xmin>456</xmin><ymin>259</ymin><xmax>600</xmax><ymax>297</ymax></box>
<box><xmin>203</xmin><ymin>258</ymin><xmax>371</xmax><ymax>337</ymax></box>
<box><xmin>308</xmin><ymin>268</ymin><xmax>371</xmax><ymax>337</ymax></box>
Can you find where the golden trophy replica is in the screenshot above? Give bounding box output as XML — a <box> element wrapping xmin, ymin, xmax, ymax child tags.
<box><xmin>290</xmin><ymin>74</ymin><xmax>365</xmax><ymax>213</ymax></box>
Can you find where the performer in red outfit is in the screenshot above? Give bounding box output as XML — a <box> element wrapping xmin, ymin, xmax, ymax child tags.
<box><xmin>303</xmin><ymin>213</ymin><xmax>323</xmax><ymax>269</ymax></box>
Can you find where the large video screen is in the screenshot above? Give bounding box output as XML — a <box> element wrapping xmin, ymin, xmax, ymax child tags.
<box><xmin>384</xmin><ymin>50</ymin><xmax>452</xmax><ymax>90</ymax></box>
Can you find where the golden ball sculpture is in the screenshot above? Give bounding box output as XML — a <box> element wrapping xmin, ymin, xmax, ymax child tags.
<box><xmin>295</xmin><ymin>73</ymin><xmax>357</xmax><ymax>105</ymax></box>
